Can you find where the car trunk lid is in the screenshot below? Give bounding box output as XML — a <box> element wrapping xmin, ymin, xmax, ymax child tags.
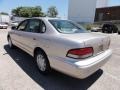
<box><xmin>83</xmin><ymin>35</ymin><xmax>110</xmax><ymax>55</ymax></box>
<box><xmin>60</xmin><ymin>33</ymin><xmax>110</xmax><ymax>56</ymax></box>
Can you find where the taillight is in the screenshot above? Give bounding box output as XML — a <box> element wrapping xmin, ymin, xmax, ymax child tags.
<box><xmin>67</xmin><ymin>47</ymin><xmax>93</xmax><ymax>59</ymax></box>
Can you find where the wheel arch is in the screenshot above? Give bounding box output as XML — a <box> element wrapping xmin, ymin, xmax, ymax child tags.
<box><xmin>34</xmin><ymin>47</ymin><xmax>48</xmax><ymax>59</ymax></box>
<box><xmin>34</xmin><ymin>47</ymin><xmax>51</xmax><ymax>73</ymax></box>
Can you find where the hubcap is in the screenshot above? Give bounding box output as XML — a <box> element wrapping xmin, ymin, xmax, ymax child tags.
<box><xmin>37</xmin><ymin>54</ymin><xmax>46</xmax><ymax>71</ymax></box>
<box><xmin>8</xmin><ymin>38</ymin><xmax>12</xmax><ymax>48</ymax></box>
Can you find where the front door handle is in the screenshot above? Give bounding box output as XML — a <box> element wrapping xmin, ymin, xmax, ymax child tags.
<box><xmin>33</xmin><ymin>38</ymin><xmax>36</xmax><ymax>40</ymax></box>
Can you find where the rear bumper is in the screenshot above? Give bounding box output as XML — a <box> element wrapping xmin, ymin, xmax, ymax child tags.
<box><xmin>75</xmin><ymin>49</ymin><xmax>112</xmax><ymax>79</ymax></box>
<box><xmin>50</xmin><ymin>49</ymin><xmax>112</xmax><ymax>79</ymax></box>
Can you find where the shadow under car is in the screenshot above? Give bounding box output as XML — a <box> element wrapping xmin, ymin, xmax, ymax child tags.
<box><xmin>4</xmin><ymin>45</ymin><xmax>103</xmax><ymax>90</ymax></box>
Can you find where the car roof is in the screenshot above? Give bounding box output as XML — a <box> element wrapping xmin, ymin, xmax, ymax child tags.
<box><xmin>19</xmin><ymin>17</ymin><xmax>68</xmax><ymax>23</ymax></box>
<box><xmin>32</xmin><ymin>17</ymin><xmax>67</xmax><ymax>21</ymax></box>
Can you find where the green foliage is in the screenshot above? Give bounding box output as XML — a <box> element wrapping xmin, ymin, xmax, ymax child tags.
<box><xmin>19</xmin><ymin>7</ymin><xmax>31</xmax><ymax>17</ymax></box>
<box><xmin>12</xmin><ymin>6</ymin><xmax>45</xmax><ymax>17</ymax></box>
<box><xmin>82</xmin><ymin>24</ymin><xmax>92</xmax><ymax>30</ymax></box>
<box><xmin>47</xmin><ymin>6</ymin><xmax>58</xmax><ymax>17</ymax></box>
<box><xmin>12</xmin><ymin>7</ymin><xmax>22</xmax><ymax>16</ymax></box>
<box><xmin>86</xmin><ymin>24</ymin><xmax>92</xmax><ymax>30</ymax></box>
<box><xmin>0</xmin><ymin>12</ymin><xmax>9</xmax><ymax>15</ymax></box>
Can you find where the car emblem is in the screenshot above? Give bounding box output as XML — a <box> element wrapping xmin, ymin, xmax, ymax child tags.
<box><xmin>99</xmin><ymin>45</ymin><xmax>104</xmax><ymax>51</ymax></box>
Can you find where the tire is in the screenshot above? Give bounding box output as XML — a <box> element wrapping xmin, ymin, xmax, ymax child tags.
<box><xmin>8</xmin><ymin>37</ymin><xmax>14</xmax><ymax>49</ymax></box>
<box><xmin>35</xmin><ymin>50</ymin><xmax>50</xmax><ymax>74</ymax></box>
<box><xmin>118</xmin><ymin>31</ymin><xmax>120</xmax><ymax>35</ymax></box>
<box><xmin>102</xmin><ymin>30</ymin><xmax>105</xmax><ymax>33</ymax></box>
<box><xmin>113</xmin><ymin>29</ymin><xmax>117</xmax><ymax>33</ymax></box>
<box><xmin>108</xmin><ymin>30</ymin><xmax>112</xmax><ymax>33</ymax></box>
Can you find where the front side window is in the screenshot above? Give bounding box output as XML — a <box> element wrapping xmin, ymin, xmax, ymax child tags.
<box><xmin>17</xmin><ymin>20</ymin><xmax>28</xmax><ymax>31</ymax></box>
<box><xmin>49</xmin><ymin>20</ymin><xmax>88</xmax><ymax>34</ymax></box>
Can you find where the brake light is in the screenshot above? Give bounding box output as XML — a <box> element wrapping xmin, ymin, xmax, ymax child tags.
<box><xmin>67</xmin><ymin>47</ymin><xmax>93</xmax><ymax>59</ymax></box>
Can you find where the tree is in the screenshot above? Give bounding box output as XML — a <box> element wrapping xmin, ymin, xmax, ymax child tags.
<box><xmin>12</xmin><ymin>7</ymin><xmax>22</xmax><ymax>16</ymax></box>
<box><xmin>0</xmin><ymin>12</ymin><xmax>9</xmax><ymax>15</ymax></box>
<box><xmin>11</xmin><ymin>6</ymin><xmax>45</xmax><ymax>17</ymax></box>
<box><xmin>31</xmin><ymin>6</ymin><xmax>45</xmax><ymax>17</ymax></box>
<box><xmin>47</xmin><ymin>6</ymin><xmax>58</xmax><ymax>17</ymax></box>
<box><xmin>19</xmin><ymin>7</ymin><xmax>32</xmax><ymax>17</ymax></box>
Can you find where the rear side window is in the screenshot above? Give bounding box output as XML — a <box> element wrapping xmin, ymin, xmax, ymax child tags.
<box><xmin>26</xmin><ymin>19</ymin><xmax>40</xmax><ymax>33</ymax></box>
<box><xmin>26</xmin><ymin>19</ymin><xmax>46</xmax><ymax>33</ymax></box>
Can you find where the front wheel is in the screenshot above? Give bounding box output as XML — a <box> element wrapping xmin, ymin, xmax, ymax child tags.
<box><xmin>8</xmin><ymin>37</ymin><xmax>14</xmax><ymax>49</ymax></box>
<box><xmin>35</xmin><ymin>50</ymin><xmax>50</xmax><ymax>74</ymax></box>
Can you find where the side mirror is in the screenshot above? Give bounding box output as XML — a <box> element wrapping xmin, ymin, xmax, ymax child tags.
<box><xmin>11</xmin><ymin>26</ymin><xmax>17</xmax><ymax>30</ymax></box>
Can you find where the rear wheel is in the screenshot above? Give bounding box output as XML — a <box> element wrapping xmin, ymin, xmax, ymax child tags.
<box><xmin>35</xmin><ymin>50</ymin><xmax>50</xmax><ymax>74</ymax></box>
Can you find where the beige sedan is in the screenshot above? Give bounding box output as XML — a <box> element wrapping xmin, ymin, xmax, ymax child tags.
<box><xmin>7</xmin><ymin>18</ymin><xmax>112</xmax><ymax>79</ymax></box>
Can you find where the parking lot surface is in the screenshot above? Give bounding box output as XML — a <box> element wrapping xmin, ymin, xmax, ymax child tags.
<box><xmin>0</xmin><ymin>28</ymin><xmax>120</xmax><ymax>90</ymax></box>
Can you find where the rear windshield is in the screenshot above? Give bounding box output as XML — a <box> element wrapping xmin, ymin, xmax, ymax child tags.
<box><xmin>49</xmin><ymin>20</ymin><xmax>88</xmax><ymax>34</ymax></box>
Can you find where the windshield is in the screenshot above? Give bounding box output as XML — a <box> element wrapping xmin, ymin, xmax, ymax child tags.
<box><xmin>49</xmin><ymin>20</ymin><xmax>88</xmax><ymax>34</ymax></box>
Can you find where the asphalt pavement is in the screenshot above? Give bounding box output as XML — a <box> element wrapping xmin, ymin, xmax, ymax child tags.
<box><xmin>0</xmin><ymin>28</ymin><xmax>120</xmax><ymax>90</ymax></box>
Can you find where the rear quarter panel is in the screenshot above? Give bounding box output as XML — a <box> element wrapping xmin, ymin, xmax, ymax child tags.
<box><xmin>34</xmin><ymin>34</ymin><xmax>85</xmax><ymax>64</ymax></box>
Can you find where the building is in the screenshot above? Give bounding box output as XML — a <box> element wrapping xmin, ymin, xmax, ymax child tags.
<box><xmin>68</xmin><ymin>0</ymin><xmax>108</xmax><ymax>23</ymax></box>
<box><xmin>0</xmin><ymin>14</ymin><xmax>10</xmax><ymax>23</ymax></box>
<box><xmin>96</xmin><ymin>0</ymin><xmax>108</xmax><ymax>8</ymax></box>
<box><xmin>68</xmin><ymin>0</ymin><xmax>97</xmax><ymax>23</ymax></box>
<box><xmin>95</xmin><ymin>6</ymin><xmax>120</xmax><ymax>22</ymax></box>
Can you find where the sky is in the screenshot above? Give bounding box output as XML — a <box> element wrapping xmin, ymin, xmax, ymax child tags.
<box><xmin>109</xmin><ymin>0</ymin><xmax>120</xmax><ymax>6</ymax></box>
<box><xmin>0</xmin><ymin>0</ymin><xmax>120</xmax><ymax>17</ymax></box>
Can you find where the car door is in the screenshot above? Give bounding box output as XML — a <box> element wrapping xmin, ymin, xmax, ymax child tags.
<box><xmin>18</xmin><ymin>19</ymin><xmax>47</xmax><ymax>55</ymax></box>
<box><xmin>12</xmin><ymin>20</ymin><xmax>28</xmax><ymax>48</ymax></box>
